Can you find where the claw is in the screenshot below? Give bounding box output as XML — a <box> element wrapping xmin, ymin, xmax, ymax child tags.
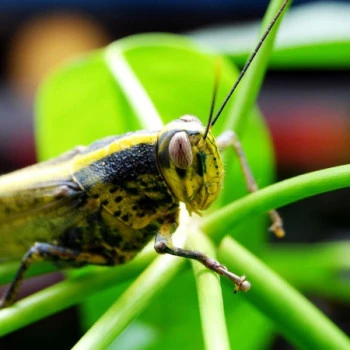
<box><xmin>217</xmin><ymin>265</ymin><xmax>251</xmax><ymax>293</ymax></box>
<box><xmin>269</xmin><ymin>223</ymin><xmax>285</xmax><ymax>238</ymax></box>
<box><xmin>268</xmin><ymin>211</ymin><xmax>285</xmax><ymax>238</ymax></box>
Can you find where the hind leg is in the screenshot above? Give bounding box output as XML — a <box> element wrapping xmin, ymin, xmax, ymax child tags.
<box><xmin>0</xmin><ymin>242</ymin><xmax>112</xmax><ymax>308</ymax></box>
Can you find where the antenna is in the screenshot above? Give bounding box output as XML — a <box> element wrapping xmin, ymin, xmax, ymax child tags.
<box><xmin>203</xmin><ymin>58</ymin><xmax>221</xmax><ymax>139</ymax></box>
<box><xmin>210</xmin><ymin>0</ymin><xmax>289</xmax><ymax>127</ymax></box>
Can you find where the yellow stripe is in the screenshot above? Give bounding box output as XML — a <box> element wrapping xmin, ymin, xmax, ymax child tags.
<box><xmin>71</xmin><ymin>133</ymin><xmax>159</xmax><ymax>173</ymax></box>
<box><xmin>0</xmin><ymin>132</ymin><xmax>160</xmax><ymax>196</ymax></box>
<box><xmin>0</xmin><ymin>161</ymin><xmax>72</xmax><ymax>195</ymax></box>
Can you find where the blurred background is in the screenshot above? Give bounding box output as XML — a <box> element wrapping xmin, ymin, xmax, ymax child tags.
<box><xmin>0</xmin><ymin>0</ymin><xmax>349</xmax><ymax>349</ymax></box>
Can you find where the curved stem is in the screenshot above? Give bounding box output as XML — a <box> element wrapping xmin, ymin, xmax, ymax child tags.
<box><xmin>202</xmin><ymin>164</ymin><xmax>350</xmax><ymax>242</ymax></box>
<box><xmin>0</xmin><ymin>250</ymin><xmax>155</xmax><ymax>337</ymax></box>
<box><xmin>218</xmin><ymin>237</ymin><xmax>350</xmax><ymax>349</ymax></box>
<box><xmin>72</xmin><ymin>255</ymin><xmax>185</xmax><ymax>350</ymax></box>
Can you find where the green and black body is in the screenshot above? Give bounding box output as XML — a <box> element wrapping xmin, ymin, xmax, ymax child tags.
<box><xmin>0</xmin><ymin>116</ymin><xmax>235</xmax><ymax>307</ymax></box>
<box><xmin>0</xmin><ymin>116</ymin><xmax>223</xmax><ymax>265</ymax></box>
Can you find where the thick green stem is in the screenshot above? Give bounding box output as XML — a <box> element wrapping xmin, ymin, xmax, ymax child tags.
<box><xmin>218</xmin><ymin>237</ymin><xmax>350</xmax><ymax>349</ymax></box>
<box><xmin>0</xmin><ymin>249</ymin><xmax>155</xmax><ymax>337</ymax></box>
<box><xmin>187</xmin><ymin>229</ymin><xmax>230</xmax><ymax>350</ymax></box>
<box><xmin>72</xmin><ymin>254</ymin><xmax>185</xmax><ymax>350</ymax></box>
<box><xmin>72</xmin><ymin>223</ymin><xmax>190</xmax><ymax>349</ymax></box>
<box><xmin>202</xmin><ymin>164</ymin><xmax>350</xmax><ymax>242</ymax></box>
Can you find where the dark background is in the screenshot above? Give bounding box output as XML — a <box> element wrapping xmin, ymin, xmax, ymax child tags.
<box><xmin>0</xmin><ymin>0</ymin><xmax>349</xmax><ymax>348</ymax></box>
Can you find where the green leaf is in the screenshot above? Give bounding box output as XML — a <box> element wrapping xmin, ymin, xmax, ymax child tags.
<box><xmin>263</xmin><ymin>242</ymin><xmax>350</xmax><ymax>301</ymax></box>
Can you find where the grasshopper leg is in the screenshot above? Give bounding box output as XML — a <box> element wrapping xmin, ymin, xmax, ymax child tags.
<box><xmin>154</xmin><ymin>227</ymin><xmax>250</xmax><ymax>293</ymax></box>
<box><xmin>0</xmin><ymin>242</ymin><xmax>111</xmax><ymax>308</ymax></box>
<box><xmin>217</xmin><ymin>130</ymin><xmax>285</xmax><ymax>238</ymax></box>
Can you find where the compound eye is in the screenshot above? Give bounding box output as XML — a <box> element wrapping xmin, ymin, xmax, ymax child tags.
<box><xmin>169</xmin><ymin>131</ymin><xmax>193</xmax><ymax>169</ymax></box>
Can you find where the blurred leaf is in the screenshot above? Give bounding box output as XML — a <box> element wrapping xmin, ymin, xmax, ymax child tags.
<box><xmin>263</xmin><ymin>241</ymin><xmax>350</xmax><ymax>301</ymax></box>
<box><xmin>224</xmin><ymin>295</ymin><xmax>275</xmax><ymax>350</ymax></box>
<box><xmin>36</xmin><ymin>50</ymin><xmax>140</xmax><ymax>159</ymax></box>
<box><xmin>190</xmin><ymin>2</ymin><xmax>350</xmax><ymax>68</ymax></box>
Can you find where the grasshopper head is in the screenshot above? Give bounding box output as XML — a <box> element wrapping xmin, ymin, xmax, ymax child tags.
<box><xmin>157</xmin><ymin>115</ymin><xmax>224</xmax><ymax>214</ymax></box>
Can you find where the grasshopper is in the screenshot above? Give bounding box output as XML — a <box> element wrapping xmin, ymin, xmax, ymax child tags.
<box><xmin>0</xmin><ymin>0</ymin><xmax>288</xmax><ymax>308</ymax></box>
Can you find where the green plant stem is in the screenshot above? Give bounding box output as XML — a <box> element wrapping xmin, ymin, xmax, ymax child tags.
<box><xmin>1</xmin><ymin>165</ymin><xmax>348</xmax><ymax>336</ymax></box>
<box><xmin>224</xmin><ymin>0</ymin><xmax>291</xmax><ymax>135</ymax></box>
<box><xmin>263</xmin><ymin>241</ymin><xmax>350</xmax><ymax>301</ymax></box>
<box><xmin>202</xmin><ymin>164</ymin><xmax>350</xmax><ymax>242</ymax></box>
<box><xmin>1</xmin><ymin>165</ymin><xmax>348</xmax><ymax>338</ymax></box>
<box><xmin>0</xmin><ymin>249</ymin><xmax>155</xmax><ymax>337</ymax></box>
<box><xmin>187</xmin><ymin>229</ymin><xmax>230</xmax><ymax>350</ymax></box>
<box><xmin>72</xmin><ymin>254</ymin><xmax>185</xmax><ymax>350</ymax></box>
<box><xmin>218</xmin><ymin>237</ymin><xmax>350</xmax><ymax>349</ymax></box>
<box><xmin>105</xmin><ymin>44</ymin><xmax>163</xmax><ymax>130</ymax></box>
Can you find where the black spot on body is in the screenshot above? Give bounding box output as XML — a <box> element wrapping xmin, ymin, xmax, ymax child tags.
<box><xmin>109</xmin><ymin>187</ymin><xmax>118</xmax><ymax>193</ymax></box>
<box><xmin>125</xmin><ymin>187</ymin><xmax>138</xmax><ymax>195</ymax></box>
<box><xmin>175</xmin><ymin>167</ymin><xmax>186</xmax><ymax>179</ymax></box>
<box><xmin>114</xmin><ymin>210</ymin><xmax>121</xmax><ymax>217</ymax></box>
<box><xmin>104</xmin><ymin>234</ymin><xmax>122</xmax><ymax>247</ymax></box>
<box><xmin>115</xmin><ymin>195</ymin><xmax>123</xmax><ymax>203</ymax></box>
<box><xmin>138</xmin><ymin>196</ymin><xmax>158</xmax><ymax>210</ymax></box>
<box><xmin>75</xmin><ymin>192</ymin><xmax>88</xmax><ymax>207</ymax></box>
<box><xmin>101</xmin><ymin>199</ymin><xmax>109</xmax><ymax>205</ymax></box>
<box><xmin>87</xmin><ymin>212</ymin><xmax>101</xmax><ymax>225</ymax></box>
<box><xmin>60</xmin><ymin>227</ymin><xmax>83</xmax><ymax>249</ymax></box>
<box><xmin>196</xmin><ymin>152</ymin><xmax>207</xmax><ymax>177</ymax></box>
<box><xmin>121</xmin><ymin>214</ymin><xmax>129</xmax><ymax>221</ymax></box>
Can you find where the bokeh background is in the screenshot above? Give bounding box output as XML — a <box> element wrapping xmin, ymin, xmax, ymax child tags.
<box><xmin>0</xmin><ymin>0</ymin><xmax>349</xmax><ymax>348</ymax></box>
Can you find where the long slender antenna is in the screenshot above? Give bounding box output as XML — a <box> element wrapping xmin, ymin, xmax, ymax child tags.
<box><xmin>210</xmin><ymin>0</ymin><xmax>289</xmax><ymax>127</ymax></box>
<box><xmin>203</xmin><ymin>58</ymin><xmax>221</xmax><ymax>139</ymax></box>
